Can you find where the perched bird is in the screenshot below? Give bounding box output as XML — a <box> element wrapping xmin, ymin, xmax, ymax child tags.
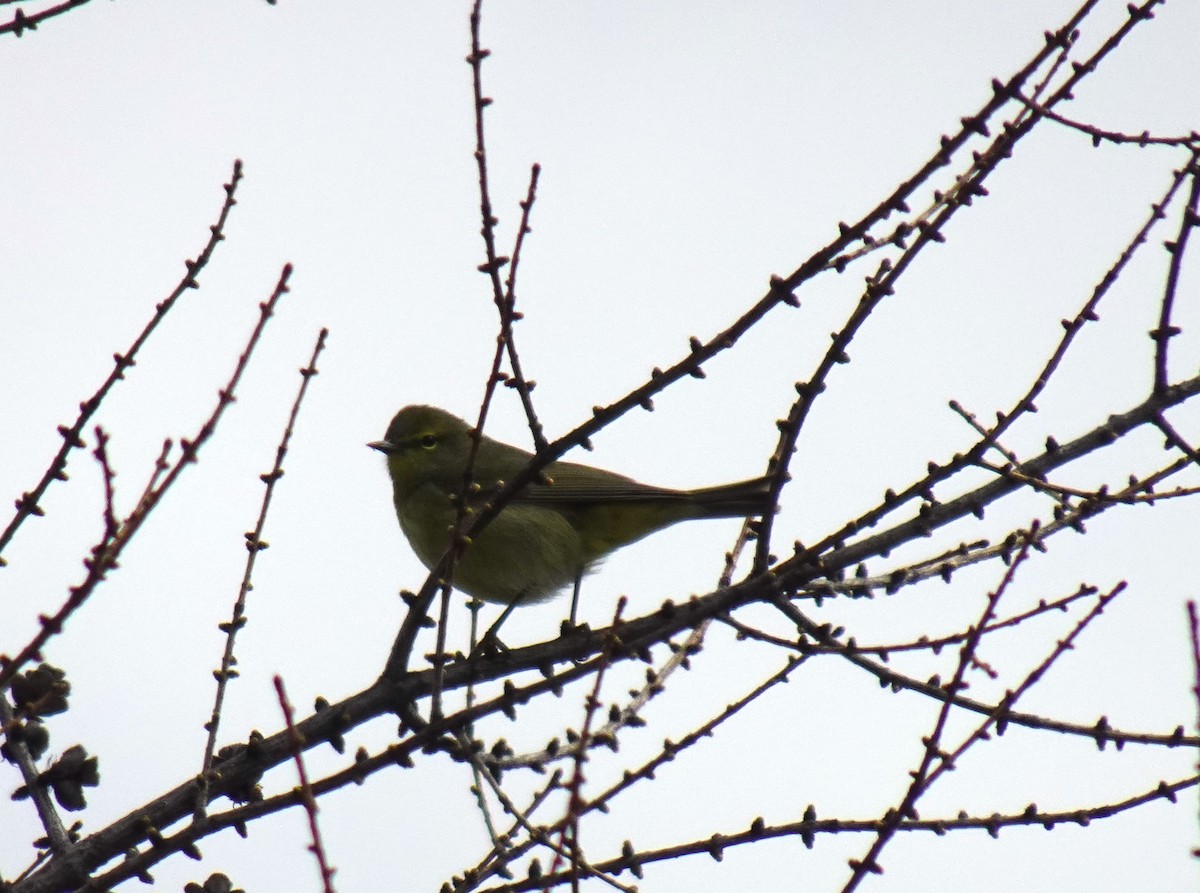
<box><xmin>370</xmin><ymin>405</ymin><xmax>772</xmax><ymax>614</ymax></box>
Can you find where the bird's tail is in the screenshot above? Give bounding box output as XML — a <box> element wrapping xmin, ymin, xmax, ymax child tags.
<box><xmin>690</xmin><ymin>475</ymin><xmax>775</xmax><ymax>518</ymax></box>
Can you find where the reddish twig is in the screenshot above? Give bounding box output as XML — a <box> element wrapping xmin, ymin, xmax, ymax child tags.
<box><xmin>0</xmin><ymin>265</ymin><xmax>291</xmax><ymax>693</ymax></box>
<box><xmin>547</xmin><ymin>599</ymin><xmax>626</xmax><ymax>891</ymax></box>
<box><xmin>198</xmin><ymin>328</ymin><xmax>329</xmax><ymax>812</ymax></box>
<box><xmin>275</xmin><ymin>676</ymin><xmax>337</xmax><ymax>893</ymax></box>
<box><xmin>1152</xmin><ymin>151</ymin><xmax>1200</xmax><ymax>394</ymax></box>
<box><xmin>0</xmin><ymin>161</ymin><xmax>244</xmax><ymax>567</ymax></box>
<box><xmin>0</xmin><ymin>0</ymin><xmax>94</xmax><ymax>37</ymax></box>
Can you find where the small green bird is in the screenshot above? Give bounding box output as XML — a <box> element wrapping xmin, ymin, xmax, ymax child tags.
<box><xmin>370</xmin><ymin>405</ymin><xmax>772</xmax><ymax>612</ymax></box>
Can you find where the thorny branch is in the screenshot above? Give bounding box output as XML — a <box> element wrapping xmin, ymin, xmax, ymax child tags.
<box><xmin>198</xmin><ymin>327</ymin><xmax>330</xmax><ymax>813</ymax></box>
<box><xmin>0</xmin><ymin>265</ymin><xmax>292</xmax><ymax>697</ymax></box>
<box><xmin>0</xmin><ymin>160</ymin><xmax>244</xmax><ymax>567</ymax></box>
<box><xmin>7</xmin><ymin>1</ymin><xmax>1200</xmax><ymax>891</ymax></box>
<box><xmin>0</xmin><ymin>0</ymin><xmax>96</xmax><ymax>38</ymax></box>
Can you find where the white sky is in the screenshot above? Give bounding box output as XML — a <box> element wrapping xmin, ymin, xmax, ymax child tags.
<box><xmin>2</xmin><ymin>1</ymin><xmax>1199</xmax><ymax>891</ymax></box>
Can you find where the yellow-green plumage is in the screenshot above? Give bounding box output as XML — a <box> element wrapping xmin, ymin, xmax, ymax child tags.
<box><xmin>371</xmin><ymin>405</ymin><xmax>771</xmax><ymax>606</ymax></box>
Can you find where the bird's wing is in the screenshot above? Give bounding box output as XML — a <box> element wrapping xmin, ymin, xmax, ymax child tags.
<box><xmin>472</xmin><ymin>459</ymin><xmax>690</xmax><ymax>506</ymax></box>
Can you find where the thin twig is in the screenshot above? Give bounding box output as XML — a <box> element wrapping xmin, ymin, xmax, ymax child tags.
<box><xmin>478</xmin><ymin>773</ymin><xmax>1199</xmax><ymax>892</ymax></box>
<box><xmin>842</xmin><ymin>528</ymin><xmax>1038</xmax><ymax>888</ymax></box>
<box><xmin>548</xmin><ymin>599</ymin><xmax>626</xmax><ymax>890</ymax></box>
<box><xmin>1188</xmin><ymin>601</ymin><xmax>1200</xmax><ymax>859</ymax></box>
<box><xmin>1010</xmin><ymin>87</ymin><xmax>1200</xmax><ymax>148</ymax></box>
<box><xmin>0</xmin><ymin>0</ymin><xmax>95</xmax><ymax>37</ymax></box>
<box><xmin>197</xmin><ymin>327</ymin><xmax>329</xmax><ymax>814</ymax></box>
<box><xmin>0</xmin><ymin>264</ymin><xmax>292</xmax><ymax>693</ymax></box>
<box><xmin>1152</xmin><ymin>151</ymin><xmax>1200</xmax><ymax>394</ymax></box>
<box><xmin>0</xmin><ymin>161</ymin><xmax>244</xmax><ymax>567</ymax></box>
<box><xmin>275</xmin><ymin>677</ymin><xmax>337</xmax><ymax>893</ymax></box>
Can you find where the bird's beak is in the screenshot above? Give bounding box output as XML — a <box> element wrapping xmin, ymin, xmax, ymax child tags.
<box><xmin>368</xmin><ymin>440</ymin><xmax>396</xmax><ymax>454</ymax></box>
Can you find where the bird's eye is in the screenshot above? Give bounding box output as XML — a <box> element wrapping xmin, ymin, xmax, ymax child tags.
<box><xmin>420</xmin><ymin>434</ymin><xmax>438</xmax><ymax>449</ymax></box>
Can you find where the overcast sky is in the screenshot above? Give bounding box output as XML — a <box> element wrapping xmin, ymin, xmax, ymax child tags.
<box><xmin>3</xmin><ymin>2</ymin><xmax>1199</xmax><ymax>891</ymax></box>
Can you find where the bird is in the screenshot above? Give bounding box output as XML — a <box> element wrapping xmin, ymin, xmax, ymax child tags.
<box><xmin>370</xmin><ymin>405</ymin><xmax>773</xmax><ymax>622</ymax></box>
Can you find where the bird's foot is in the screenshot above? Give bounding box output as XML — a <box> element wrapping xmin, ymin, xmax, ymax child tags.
<box><xmin>470</xmin><ymin>630</ymin><xmax>511</xmax><ymax>660</ymax></box>
<box><xmin>558</xmin><ymin>618</ymin><xmax>591</xmax><ymax>638</ymax></box>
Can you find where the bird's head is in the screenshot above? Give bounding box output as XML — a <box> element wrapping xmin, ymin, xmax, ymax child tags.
<box><xmin>369</xmin><ymin>405</ymin><xmax>474</xmax><ymax>498</ymax></box>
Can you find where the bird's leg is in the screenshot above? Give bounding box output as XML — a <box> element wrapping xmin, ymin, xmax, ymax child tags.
<box><xmin>473</xmin><ymin>593</ymin><xmax>523</xmax><ymax>657</ymax></box>
<box><xmin>567</xmin><ymin>568</ymin><xmax>583</xmax><ymax>630</ymax></box>
<box><xmin>466</xmin><ymin>597</ymin><xmax>485</xmax><ymax>658</ymax></box>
